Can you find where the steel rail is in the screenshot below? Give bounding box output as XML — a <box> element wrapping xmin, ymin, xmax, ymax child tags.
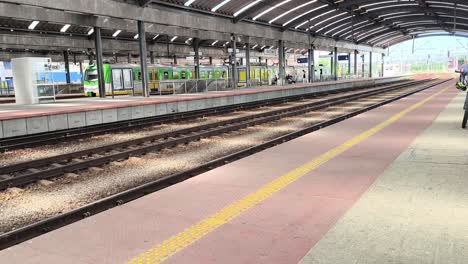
<box><xmin>0</xmin><ymin>79</ymin><xmax>431</xmax><ymax>190</ymax></box>
<box><xmin>0</xmin><ymin>80</ymin><xmax>410</xmax><ymax>152</ymax></box>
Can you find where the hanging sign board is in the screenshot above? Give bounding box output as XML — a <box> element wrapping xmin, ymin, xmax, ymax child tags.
<box><xmin>297</xmin><ymin>58</ymin><xmax>308</xmax><ymax>64</ymax></box>
<box><xmin>338</xmin><ymin>55</ymin><xmax>350</xmax><ymax>61</ymax></box>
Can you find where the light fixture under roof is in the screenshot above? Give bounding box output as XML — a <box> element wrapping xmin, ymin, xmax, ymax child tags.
<box><xmin>153</xmin><ymin>34</ymin><xmax>159</xmax><ymax>40</ymax></box>
<box><xmin>234</xmin><ymin>0</ymin><xmax>262</xmax><ymax>17</ymax></box>
<box><xmin>211</xmin><ymin>40</ymin><xmax>219</xmax><ymax>46</ymax></box>
<box><xmin>260</xmin><ymin>45</ymin><xmax>266</xmax><ymax>49</ymax></box>
<box><xmin>60</xmin><ymin>24</ymin><xmax>71</xmax><ymax>33</ymax></box>
<box><xmin>252</xmin><ymin>44</ymin><xmax>258</xmax><ymax>49</ymax></box>
<box><xmin>170</xmin><ymin>36</ymin><xmax>178</xmax><ymax>42</ymax></box>
<box><xmin>184</xmin><ymin>0</ymin><xmax>196</xmax><ymax>6</ymax></box>
<box><xmin>212</xmin><ymin>0</ymin><xmax>231</xmax><ymax>12</ymax></box>
<box><xmin>87</xmin><ymin>28</ymin><xmax>94</xmax><ymax>35</ymax></box>
<box><xmin>28</xmin><ymin>21</ymin><xmax>40</xmax><ymax>30</ymax></box>
<box><xmin>134</xmin><ymin>34</ymin><xmax>139</xmax><ymax>39</ymax></box>
<box><xmin>113</xmin><ymin>30</ymin><xmax>122</xmax><ymax>37</ymax></box>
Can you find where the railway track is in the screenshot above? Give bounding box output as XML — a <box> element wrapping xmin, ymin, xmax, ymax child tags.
<box><xmin>0</xmin><ymin>80</ymin><xmax>414</xmax><ymax>152</ymax></box>
<box><xmin>0</xmin><ymin>78</ymin><xmax>451</xmax><ymax>250</ymax></box>
<box><xmin>0</xmin><ymin>79</ymin><xmax>434</xmax><ymax>191</ymax></box>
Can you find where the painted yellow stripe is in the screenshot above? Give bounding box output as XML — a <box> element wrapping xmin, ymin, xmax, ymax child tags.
<box><xmin>127</xmin><ymin>84</ymin><xmax>450</xmax><ymax>264</ymax></box>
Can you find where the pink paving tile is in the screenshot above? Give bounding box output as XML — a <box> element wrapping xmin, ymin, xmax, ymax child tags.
<box><xmin>166</xmin><ymin>83</ymin><xmax>458</xmax><ymax>263</ymax></box>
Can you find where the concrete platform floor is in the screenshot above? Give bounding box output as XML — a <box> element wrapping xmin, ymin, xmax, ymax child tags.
<box><xmin>300</xmin><ymin>91</ymin><xmax>468</xmax><ymax>264</ymax></box>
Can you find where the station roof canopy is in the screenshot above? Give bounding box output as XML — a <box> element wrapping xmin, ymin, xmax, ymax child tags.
<box><xmin>0</xmin><ymin>0</ymin><xmax>468</xmax><ymax>55</ymax></box>
<box><xmin>153</xmin><ymin>0</ymin><xmax>468</xmax><ymax>47</ymax></box>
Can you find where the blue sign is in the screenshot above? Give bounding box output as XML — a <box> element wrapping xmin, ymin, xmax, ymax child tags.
<box><xmin>297</xmin><ymin>58</ymin><xmax>308</xmax><ymax>64</ymax></box>
<box><xmin>338</xmin><ymin>55</ymin><xmax>350</xmax><ymax>61</ymax></box>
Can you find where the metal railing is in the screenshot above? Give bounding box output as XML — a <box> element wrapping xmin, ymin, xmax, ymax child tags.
<box><xmin>149</xmin><ymin>79</ymin><xmax>235</xmax><ymax>95</ymax></box>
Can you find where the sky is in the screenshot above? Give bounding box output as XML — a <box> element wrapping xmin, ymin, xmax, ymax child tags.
<box><xmin>386</xmin><ymin>35</ymin><xmax>468</xmax><ymax>64</ymax></box>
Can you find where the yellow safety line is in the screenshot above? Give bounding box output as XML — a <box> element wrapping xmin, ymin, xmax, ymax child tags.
<box><xmin>127</xmin><ymin>85</ymin><xmax>450</xmax><ymax>264</ymax></box>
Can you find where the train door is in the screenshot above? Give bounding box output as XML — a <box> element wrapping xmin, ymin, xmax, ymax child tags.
<box><xmin>111</xmin><ymin>68</ymin><xmax>134</xmax><ymax>95</ymax></box>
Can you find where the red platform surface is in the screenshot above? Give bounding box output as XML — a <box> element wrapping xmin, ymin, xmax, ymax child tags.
<box><xmin>0</xmin><ymin>81</ymin><xmax>457</xmax><ymax>264</ymax></box>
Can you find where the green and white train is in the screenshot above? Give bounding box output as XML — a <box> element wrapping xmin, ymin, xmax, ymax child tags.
<box><xmin>83</xmin><ymin>63</ymin><xmax>230</xmax><ymax>96</ymax></box>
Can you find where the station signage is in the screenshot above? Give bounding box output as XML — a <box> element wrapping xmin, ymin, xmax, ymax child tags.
<box><xmin>297</xmin><ymin>58</ymin><xmax>308</xmax><ymax>64</ymax></box>
<box><xmin>338</xmin><ymin>55</ymin><xmax>350</xmax><ymax>61</ymax></box>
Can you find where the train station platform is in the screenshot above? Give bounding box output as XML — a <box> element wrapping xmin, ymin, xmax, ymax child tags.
<box><xmin>0</xmin><ymin>80</ymin><xmax>463</xmax><ymax>264</ymax></box>
<box><xmin>0</xmin><ymin>76</ymin><xmax>407</xmax><ymax>139</ymax></box>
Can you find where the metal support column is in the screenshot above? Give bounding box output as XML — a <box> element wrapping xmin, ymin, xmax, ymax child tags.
<box><xmin>308</xmin><ymin>46</ymin><xmax>315</xmax><ymax>83</ymax></box>
<box><xmin>381</xmin><ymin>53</ymin><xmax>385</xmax><ymax>77</ymax></box>
<box><xmin>463</xmin><ymin>95</ymin><xmax>468</xmax><ymax>128</ymax></box>
<box><xmin>114</xmin><ymin>54</ymin><xmax>118</xmax><ymax>63</ymax></box>
<box><xmin>63</xmin><ymin>50</ymin><xmax>71</xmax><ymax>84</ymax></box>
<box><xmin>347</xmin><ymin>52</ymin><xmax>351</xmax><ymax>75</ymax></box>
<box><xmin>209</xmin><ymin>57</ymin><xmax>213</xmax><ymax>65</ymax></box>
<box><xmin>330</xmin><ymin>56</ymin><xmax>334</xmax><ymax>79</ymax></box>
<box><xmin>79</xmin><ymin>61</ymin><xmax>83</xmax><ymax>85</ymax></box>
<box><xmin>361</xmin><ymin>54</ymin><xmax>365</xmax><ymax>78</ymax></box>
<box><xmin>278</xmin><ymin>40</ymin><xmax>285</xmax><ymax>85</ymax></box>
<box><xmin>334</xmin><ymin>47</ymin><xmax>338</xmax><ymax>81</ymax></box>
<box><xmin>369</xmin><ymin>51</ymin><xmax>373</xmax><ymax>78</ymax></box>
<box><xmin>94</xmin><ymin>27</ymin><xmax>105</xmax><ymax>98</ymax></box>
<box><xmin>245</xmin><ymin>43</ymin><xmax>251</xmax><ymax>87</ymax></box>
<box><xmin>354</xmin><ymin>50</ymin><xmax>358</xmax><ymax>76</ymax></box>
<box><xmin>138</xmin><ymin>20</ymin><xmax>149</xmax><ymax>97</ymax></box>
<box><xmin>193</xmin><ymin>38</ymin><xmax>200</xmax><ymax>80</ymax></box>
<box><xmin>150</xmin><ymin>51</ymin><xmax>155</xmax><ymax>64</ymax></box>
<box><xmin>127</xmin><ymin>53</ymin><xmax>131</xmax><ymax>63</ymax></box>
<box><xmin>231</xmin><ymin>34</ymin><xmax>238</xmax><ymax>89</ymax></box>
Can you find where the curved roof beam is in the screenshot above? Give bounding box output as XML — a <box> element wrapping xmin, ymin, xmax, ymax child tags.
<box><xmin>314</xmin><ymin>0</ymin><xmax>409</xmax><ymax>38</ymax></box>
<box><xmin>233</xmin><ymin>0</ymin><xmax>272</xmax><ymax>23</ymax></box>
<box><xmin>282</xmin><ymin>4</ymin><xmax>328</xmax><ymax>27</ymax></box>
<box><xmin>281</xmin><ymin>5</ymin><xmax>339</xmax><ymax>30</ymax></box>
<box><xmin>360</xmin><ymin>23</ymin><xmax>468</xmax><ymax>44</ymax></box>
<box><xmin>269</xmin><ymin>0</ymin><xmax>317</xmax><ymax>24</ymax></box>
<box><xmin>252</xmin><ymin>0</ymin><xmax>293</xmax><ymax>21</ymax></box>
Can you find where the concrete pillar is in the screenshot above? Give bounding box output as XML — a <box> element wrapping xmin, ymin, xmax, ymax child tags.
<box><xmin>308</xmin><ymin>46</ymin><xmax>315</xmax><ymax>82</ymax></box>
<box><xmin>193</xmin><ymin>38</ymin><xmax>200</xmax><ymax>79</ymax></box>
<box><xmin>347</xmin><ymin>52</ymin><xmax>351</xmax><ymax>75</ymax></box>
<box><xmin>245</xmin><ymin>43</ymin><xmax>251</xmax><ymax>87</ymax></box>
<box><xmin>354</xmin><ymin>50</ymin><xmax>358</xmax><ymax>76</ymax></box>
<box><xmin>334</xmin><ymin>47</ymin><xmax>338</xmax><ymax>81</ymax></box>
<box><xmin>138</xmin><ymin>20</ymin><xmax>149</xmax><ymax>97</ymax></box>
<box><xmin>127</xmin><ymin>53</ymin><xmax>131</xmax><ymax>63</ymax></box>
<box><xmin>150</xmin><ymin>51</ymin><xmax>154</xmax><ymax>64</ymax></box>
<box><xmin>231</xmin><ymin>34</ymin><xmax>238</xmax><ymax>88</ymax></box>
<box><xmin>278</xmin><ymin>40</ymin><xmax>285</xmax><ymax>85</ymax></box>
<box><xmin>63</xmin><ymin>50</ymin><xmax>71</xmax><ymax>84</ymax></box>
<box><xmin>369</xmin><ymin>51</ymin><xmax>373</xmax><ymax>78</ymax></box>
<box><xmin>94</xmin><ymin>27</ymin><xmax>105</xmax><ymax>98</ymax></box>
